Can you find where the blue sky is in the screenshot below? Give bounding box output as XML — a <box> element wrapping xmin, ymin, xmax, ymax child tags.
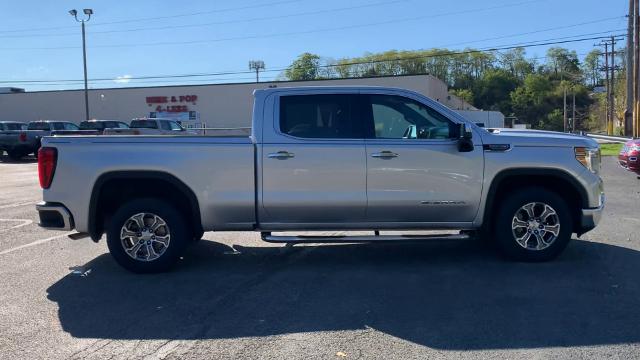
<box><xmin>0</xmin><ymin>0</ymin><xmax>628</xmax><ymax>91</ymax></box>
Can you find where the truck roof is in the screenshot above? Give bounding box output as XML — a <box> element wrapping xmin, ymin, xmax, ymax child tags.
<box><xmin>30</xmin><ymin>120</ymin><xmax>74</xmax><ymax>123</ymax></box>
<box><xmin>253</xmin><ymin>85</ymin><xmax>419</xmax><ymax>95</ymax></box>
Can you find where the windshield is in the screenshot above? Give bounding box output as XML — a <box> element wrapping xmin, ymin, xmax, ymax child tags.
<box><xmin>130</xmin><ymin>120</ymin><xmax>158</xmax><ymax>129</ymax></box>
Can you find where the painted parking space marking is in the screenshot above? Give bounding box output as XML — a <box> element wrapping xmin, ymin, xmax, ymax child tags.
<box><xmin>0</xmin><ymin>219</ymin><xmax>33</xmax><ymax>233</ymax></box>
<box><xmin>0</xmin><ymin>201</ymin><xmax>36</xmax><ymax>210</ymax></box>
<box><xmin>0</xmin><ymin>232</ymin><xmax>74</xmax><ymax>256</ymax></box>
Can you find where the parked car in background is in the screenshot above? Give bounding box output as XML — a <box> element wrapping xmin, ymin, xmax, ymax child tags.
<box><xmin>36</xmin><ymin>86</ymin><xmax>604</xmax><ymax>273</ymax></box>
<box><xmin>619</xmin><ymin>139</ymin><xmax>640</xmax><ymax>176</ymax></box>
<box><xmin>103</xmin><ymin>118</ymin><xmax>195</xmax><ymax>135</ymax></box>
<box><xmin>52</xmin><ymin>120</ymin><xmax>130</xmax><ymax>136</ymax></box>
<box><xmin>0</xmin><ymin>121</ymin><xmax>28</xmax><ymax>158</ymax></box>
<box><xmin>0</xmin><ymin>121</ymin><xmax>27</xmax><ymax>131</ymax></box>
<box><xmin>0</xmin><ymin>120</ymin><xmax>79</xmax><ymax>160</ymax></box>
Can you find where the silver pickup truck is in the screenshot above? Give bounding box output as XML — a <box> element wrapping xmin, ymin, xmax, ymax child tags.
<box><xmin>36</xmin><ymin>86</ymin><xmax>604</xmax><ymax>273</ymax></box>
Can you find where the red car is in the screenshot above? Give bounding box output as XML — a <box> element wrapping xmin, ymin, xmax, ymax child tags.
<box><xmin>619</xmin><ymin>139</ymin><xmax>640</xmax><ymax>175</ymax></box>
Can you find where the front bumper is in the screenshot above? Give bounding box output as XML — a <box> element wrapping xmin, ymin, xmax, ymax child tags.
<box><xmin>578</xmin><ymin>193</ymin><xmax>604</xmax><ymax>235</ymax></box>
<box><xmin>36</xmin><ymin>202</ymin><xmax>74</xmax><ymax>231</ymax></box>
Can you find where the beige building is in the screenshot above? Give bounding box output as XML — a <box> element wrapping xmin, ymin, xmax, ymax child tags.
<box><xmin>0</xmin><ymin>74</ymin><xmax>489</xmax><ymax>128</ymax></box>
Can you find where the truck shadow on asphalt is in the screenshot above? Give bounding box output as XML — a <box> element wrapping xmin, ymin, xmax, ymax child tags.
<box><xmin>47</xmin><ymin>238</ymin><xmax>640</xmax><ymax>350</ymax></box>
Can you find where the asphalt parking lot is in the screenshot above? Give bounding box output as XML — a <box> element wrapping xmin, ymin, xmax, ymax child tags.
<box><xmin>0</xmin><ymin>155</ymin><xmax>639</xmax><ymax>360</ymax></box>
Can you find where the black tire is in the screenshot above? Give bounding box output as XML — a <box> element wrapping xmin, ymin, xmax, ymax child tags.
<box><xmin>106</xmin><ymin>198</ymin><xmax>190</xmax><ymax>273</ymax></box>
<box><xmin>192</xmin><ymin>230</ymin><xmax>204</xmax><ymax>243</ymax></box>
<box><xmin>494</xmin><ymin>187</ymin><xmax>573</xmax><ymax>262</ymax></box>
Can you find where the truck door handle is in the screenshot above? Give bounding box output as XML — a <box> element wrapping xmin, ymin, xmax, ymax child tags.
<box><xmin>371</xmin><ymin>151</ymin><xmax>398</xmax><ymax>158</ymax></box>
<box><xmin>268</xmin><ymin>151</ymin><xmax>295</xmax><ymax>159</ymax></box>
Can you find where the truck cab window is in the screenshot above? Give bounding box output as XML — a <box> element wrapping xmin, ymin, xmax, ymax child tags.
<box><xmin>280</xmin><ymin>94</ymin><xmax>361</xmax><ymax>139</ymax></box>
<box><xmin>368</xmin><ymin>95</ymin><xmax>454</xmax><ymax>140</ymax></box>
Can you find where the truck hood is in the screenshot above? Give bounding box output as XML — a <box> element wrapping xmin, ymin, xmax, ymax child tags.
<box><xmin>482</xmin><ymin>128</ymin><xmax>598</xmax><ymax>148</ymax></box>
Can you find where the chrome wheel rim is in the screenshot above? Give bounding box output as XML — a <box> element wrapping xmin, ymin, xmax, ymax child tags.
<box><xmin>120</xmin><ymin>212</ymin><xmax>170</xmax><ymax>262</ymax></box>
<box><xmin>511</xmin><ymin>202</ymin><xmax>560</xmax><ymax>251</ymax></box>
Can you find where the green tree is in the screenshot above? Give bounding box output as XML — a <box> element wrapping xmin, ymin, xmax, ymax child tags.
<box><xmin>510</xmin><ymin>74</ymin><xmax>554</xmax><ymax>128</ymax></box>
<box><xmin>451</xmin><ymin>88</ymin><xmax>474</xmax><ymax>105</ymax></box>
<box><xmin>545</xmin><ymin>47</ymin><xmax>580</xmax><ymax>78</ymax></box>
<box><xmin>582</xmin><ymin>49</ymin><xmax>601</xmax><ymax>87</ymax></box>
<box><xmin>472</xmin><ymin>68</ymin><xmax>519</xmax><ymax>113</ymax></box>
<box><xmin>540</xmin><ymin>108</ymin><xmax>565</xmax><ymax>131</ymax></box>
<box><xmin>499</xmin><ymin>47</ymin><xmax>533</xmax><ymax>80</ymax></box>
<box><xmin>284</xmin><ymin>53</ymin><xmax>322</xmax><ymax>80</ymax></box>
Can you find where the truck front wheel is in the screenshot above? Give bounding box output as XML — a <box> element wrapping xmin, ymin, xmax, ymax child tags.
<box><xmin>106</xmin><ymin>198</ymin><xmax>189</xmax><ymax>273</ymax></box>
<box><xmin>494</xmin><ymin>187</ymin><xmax>573</xmax><ymax>262</ymax></box>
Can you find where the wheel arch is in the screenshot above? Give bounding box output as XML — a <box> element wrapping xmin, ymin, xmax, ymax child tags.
<box><xmin>88</xmin><ymin>171</ymin><xmax>202</xmax><ymax>241</ymax></box>
<box><xmin>483</xmin><ymin>168</ymin><xmax>588</xmax><ymax>233</ymax></box>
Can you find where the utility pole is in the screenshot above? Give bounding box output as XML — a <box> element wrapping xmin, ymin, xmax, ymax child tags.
<box><xmin>611</xmin><ymin>36</ymin><xmax>616</xmax><ymax>135</ymax></box>
<box><xmin>572</xmin><ymin>91</ymin><xmax>576</xmax><ymax>132</ymax></box>
<box><xmin>598</xmin><ymin>37</ymin><xmax>622</xmax><ymax>135</ymax></box>
<box><xmin>249</xmin><ymin>60</ymin><xmax>265</xmax><ymax>83</ymax></box>
<box><xmin>626</xmin><ymin>0</ymin><xmax>634</xmax><ymax>136</ymax></box>
<box><xmin>636</xmin><ymin>0</ymin><xmax>640</xmax><ymax>137</ymax></box>
<box><xmin>604</xmin><ymin>42</ymin><xmax>611</xmax><ymax>134</ymax></box>
<box><xmin>563</xmin><ymin>84</ymin><xmax>567</xmax><ymax>132</ymax></box>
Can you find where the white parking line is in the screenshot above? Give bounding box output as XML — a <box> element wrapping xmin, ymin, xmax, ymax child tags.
<box><xmin>0</xmin><ymin>201</ymin><xmax>36</xmax><ymax>210</ymax></box>
<box><xmin>0</xmin><ymin>219</ymin><xmax>33</xmax><ymax>233</ymax></box>
<box><xmin>0</xmin><ymin>232</ymin><xmax>74</xmax><ymax>256</ymax></box>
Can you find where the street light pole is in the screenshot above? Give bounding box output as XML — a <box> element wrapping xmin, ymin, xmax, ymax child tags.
<box><xmin>70</xmin><ymin>9</ymin><xmax>93</xmax><ymax>121</ymax></box>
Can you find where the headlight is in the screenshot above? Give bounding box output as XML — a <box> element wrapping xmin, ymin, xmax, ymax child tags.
<box><xmin>575</xmin><ymin>147</ymin><xmax>601</xmax><ymax>174</ymax></box>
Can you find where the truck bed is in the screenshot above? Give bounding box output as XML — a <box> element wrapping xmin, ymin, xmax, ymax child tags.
<box><xmin>42</xmin><ymin>135</ymin><xmax>256</xmax><ymax>233</ymax></box>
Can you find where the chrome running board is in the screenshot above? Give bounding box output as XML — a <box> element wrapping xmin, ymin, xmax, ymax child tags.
<box><xmin>260</xmin><ymin>232</ymin><xmax>470</xmax><ymax>243</ymax></box>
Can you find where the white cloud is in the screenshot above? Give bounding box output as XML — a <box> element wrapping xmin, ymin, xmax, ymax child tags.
<box><xmin>114</xmin><ymin>75</ymin><xmax>132</xmax><ymax>84</ymax></box>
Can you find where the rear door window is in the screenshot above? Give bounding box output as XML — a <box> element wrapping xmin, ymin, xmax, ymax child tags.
<box><xmin>51</xmin><ymin>123</ymin><xmax>65</xmax><ymax>130</ymax></box>
<box><xmin>130</xmin><ymin>120</ymin><xmax>158</xmax><ymax>129</ymax></box>
<box><xmin>28</xmin><ymin>122</ymin><xmax>51</xmax><ymax>130</ymax></box>
<box><xmin>3</xmin><ymin>123</ymin><xmax>26</xmax><ymax>131</ymax></box>
<box><xmin>80</xmin><ymin>121</ymin><xmax>103</xmax><ymax>130</ymax></box>
<box><xmin>279</xmin><ymin>94</ymin><xmax>362</xmax><ymax>139</ymax></box>
<box><xmin>63</xmin><ymin>123</ymin><xmax>79</xmax><ymax>130</ymax></box>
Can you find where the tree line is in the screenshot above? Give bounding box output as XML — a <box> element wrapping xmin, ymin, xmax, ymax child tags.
<box><xmin>281</xmin><ymin>47</ymin><xmax>622</xmax><ymax>132</ymax></box>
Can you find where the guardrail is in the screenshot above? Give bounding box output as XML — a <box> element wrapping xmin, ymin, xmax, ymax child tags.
<box><xmin>586</xmin><ymin>133</ymin><xmax>633</xmax><ymax>143</ymax></box>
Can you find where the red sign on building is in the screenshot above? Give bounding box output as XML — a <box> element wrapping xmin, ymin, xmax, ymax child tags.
<box><xmin>146</xmin><ymin>95</ymin><xmax>198</xmax><ymax>112</ymax></box>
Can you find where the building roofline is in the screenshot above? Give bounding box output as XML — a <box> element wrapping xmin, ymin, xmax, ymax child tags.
<box><xmin>2</xmin><ymin>73</ymin><xmax>434</xmax><ymax>95</ymax></box>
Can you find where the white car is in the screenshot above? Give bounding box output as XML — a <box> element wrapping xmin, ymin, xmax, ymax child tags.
<box><xmin>104</xmin><ymin>118</ymin><xmax>196</xmax><ymax>135</ymax></box>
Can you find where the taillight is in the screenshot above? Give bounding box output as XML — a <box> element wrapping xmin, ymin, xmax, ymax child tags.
<box><xmin>19</xmin><ymin>132</ymin><xmax>27</xmax><ymax>142</ymax></box>
<box><xmin>38</xmin><ymin>147</ymin><xmax>57</xmax><ymax>189</ymax></box>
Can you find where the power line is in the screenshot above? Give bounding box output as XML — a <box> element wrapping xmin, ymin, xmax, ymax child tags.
<box><xmin>0</xmin><ymin>0</ymin><xmax>544</xmax><ymax>50</ymax></box>
<box><xmin>0</xmin><ymin>0</ymin><xmax>406</xmax><ymax>39</ymax></box>
<box><xmin>0</xmin><ymin>0</ymin><xmax>308</xmax><ymax>34</ymax></box>
<box><xmin>437</xmin><ymin>16</ymin><xmax>625</xmax><ymax>48</ymax></box>
<box><xmin>1</xmin><ymin>32</ymin><xmax>624</xmax><ymax>85</ymax></box>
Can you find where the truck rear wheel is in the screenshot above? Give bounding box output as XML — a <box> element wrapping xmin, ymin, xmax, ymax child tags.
<box><xmin>106</xmin><ymin>198</ymin><xmax>189</xmax><ymax>273</ymax></box>
<box><xmin>494</xmin><ymin>187</ymin><xmax>573</xmax><ymax>262</ymax></box>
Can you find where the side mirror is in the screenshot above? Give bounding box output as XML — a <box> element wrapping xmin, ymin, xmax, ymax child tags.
<box><xmin>457</xmin><ymin>123</ymin><xmax>474</xmax><ymax>152</ymax></box>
